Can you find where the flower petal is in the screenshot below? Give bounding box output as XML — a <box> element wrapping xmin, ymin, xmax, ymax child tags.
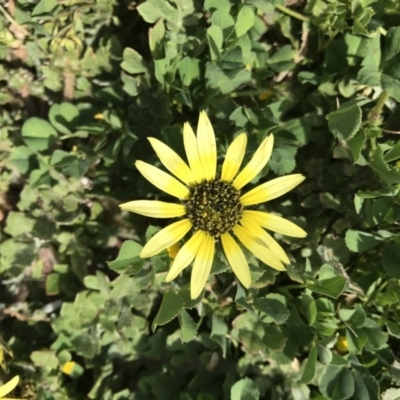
<box><xmin>233</xmin><ymin>134</ymin><xmax>274</xmax><ymax>190</ymax></box>
<box><xmin>233</xmin><ymin>225</ymin><xmax>286</xmax><ymax>271</ymax></box>
<box><xmin>240</xmin><ymin>215</ymin><xmax>290</xmax><ymax>264</ymax></box>
<box><xmin>190</xmin><ymin>233</ymin><xmax>215</xmax><ymax>299</ymax></box>
<box><xmin>240</xmin><ymin>174</ymin><xmax>305</xmax><ymax>205</ymax></box>
<box><xmin>243</xmin><ymin>210</ymin><xmax>307</xmax><ymax>237</ymax></box>
<box><xmin>136</xmin><ymin>160</ymin><xmax>190</xmax><ymax>199</ymax></box>
<box><xmin>140</xmin><ymin>219</ymin><xmax>192</xmax><ymax>258</ymax></box>
<box><xmin>148</xmin><ymin>137</ymin><xmax>195</xmax><ymax>185</ymax></box>
<box><xmin>221</xmin><ymin>133</ymin><xmax>247</xmax><ymax>182</ymax></box>
<box><xmin>221</xmin><ymin>232</ymin><xmax>251</xmax><ymax>288</ymax></box>
<box><xmin>0</xmin><ymin>375</ymin><xmax>19</xmax><ymax>397</ymax></box>
<box><xmin>120</xmin><ymin>200</ymin><xmax>186</xmax><ymax>218</ymax></box>
<box><xmin>197</xmin><ymin>111</ymin><xmax>217</xmax><ymax>181</ymax></box>
<box><xmin>165</xmin><ymin>230</ymin><xmax>205</xmax><ymax>282</ymax></box>
<box><xmin>183</xmin><ymin>121</ymin><xmax>205</xmax><ymax>183</ymax></box>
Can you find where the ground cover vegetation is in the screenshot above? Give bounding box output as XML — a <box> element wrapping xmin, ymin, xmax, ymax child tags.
<box><xmin>1</xmin><ymin>0</ymin><xmax>400</xmax><ymax>399</ymax></box>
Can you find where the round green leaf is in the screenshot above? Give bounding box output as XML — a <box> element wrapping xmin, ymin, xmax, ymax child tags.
<box><xmin>345</xmin><ymin>229</ymin><xmax>382</xmax><ymax>252</ymax></box>
<box><xmin>231</xmin><ymin>378</ymin><xmax>260</xmax><ymax>400</ymax></box>
<box><xmin>235</xmin><ymin>6</ymin><xmax>256</xmax><ymax>38</ymax></box>
<box><xmin>319</xmin><ymin>365</ymin><xmax>355</xmax><ymax>400</ymax></box>
<box><xmin>22</xmin><ymin>117</ymin><xmax>57</xmax><ymax>151</ymax></box>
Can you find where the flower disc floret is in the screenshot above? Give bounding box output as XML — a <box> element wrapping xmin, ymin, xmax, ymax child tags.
<box><xmin>184</xmin><ymin>179</ymin><xmax>243</xmax><ymax>238</ymax></box>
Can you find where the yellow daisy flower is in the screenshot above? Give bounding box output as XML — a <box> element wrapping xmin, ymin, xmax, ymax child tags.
<box><xmin>120</xmin><ymin>111</ymin><xmax>306</xmax><ymax>299</ymax></box>
<box><xmin>0</xmin><ymin>375</ymin><xmax>22</xmax><ymax>400</ymax></box>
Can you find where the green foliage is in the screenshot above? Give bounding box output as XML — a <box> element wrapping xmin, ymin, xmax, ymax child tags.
<box><xmin>1</xmin><ymin>0</ymin><xmax>400</xmax><ymax>399</ymax></box>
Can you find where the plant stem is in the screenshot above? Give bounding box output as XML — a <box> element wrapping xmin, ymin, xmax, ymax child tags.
<box><xmin>230</xmin><ymin>89</ymin><xmax>271</xmax><ymax>98</ymax></box>
<box><xmin>0</xmin><ymin>4</ymin><xmax>17</xmax><ymax>25</ymax></box>
<box><xmin>368</xmin><ymin>91</ymin><xmax>390</xmax><ymax>122</ymax></box>
<box><xmin>275</xmin><ymin>4</ymin><xmax>310</xmax><ymax>23</ymax></box>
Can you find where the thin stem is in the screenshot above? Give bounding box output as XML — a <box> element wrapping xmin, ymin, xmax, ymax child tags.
<box><xmin>275</xmin><ymin>4</ymin><xmax>310</xmax><ymax>23</ymax></box>
<box><xmin>0</xmin><ymin>4</ymin><xmax>17</xmax><ymax>24</ymax></box>
<box><xmin>382</xmin><ymin>129</ymin><xmax>400</xmax><ymax>135</ymax></box>
<box><xmin>368</xmin><ymin>91</ymin><xmax>390</xmax><ymax>122</ymax></box>
<box><xmin>230</xmin><ymin>89</ymin><xmax>271</xmax><ymax>98</ymax></box>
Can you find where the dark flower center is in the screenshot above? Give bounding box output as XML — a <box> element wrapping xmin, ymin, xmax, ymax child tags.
<box><xmin>184</xmin><ymin>179</ymin><xmax>243</xmax><ymax>238</ymax></box>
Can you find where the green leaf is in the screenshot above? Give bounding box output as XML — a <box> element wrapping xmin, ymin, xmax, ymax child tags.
<box><xmin>149</xmin><ymin>19</ymin><xmax>165</xmax><ymax>59</ymax></box>
<box><xmin>346</xmin><ymin>328</ymin><xmax>367</xmax><ymax>354</ymax></box>
<box><xmin>121</xmin><ymin>48</ymin><xmax>148</xmax><ymax>74</ymax></box>
<box><xmin>387</xmin><ymin>320</ymin><xmax>400</xmax><ymax>338</ymax></box>
<box><xmin>210</xmin><ymin>314</ymin><xmax>228</xmax><ymax>356</ymax></box>
<box><xmin>62</xmin><ymin>159</ymin><xmax>89</xmax><ymax>178</ymax></box>
<box><xmin>233</xmin><ymin>313</ymin><xmax>265</xmax><ymax>353</ymax></box>
<box><xmin>339</xmin><ymin>306</ymin><xmax>366</xmax><ymax>328</ymax></box>
<box><xmin>357</xmin><ymin>66</ymin><xmax>381</xmax><ymax>87</ymax></box>
<box><xmin>382</xmin><ymin>27</ymin><xmax>400</xmax><ymax>65</ymax></box>
<box><xmin>152</xmin><ymin>291</ymin><xmax>184</xmax><ymax>330</ymax></box>
<box><xmin>352</xmin><ymin>7</ymin><xmax>373</xmax><ymax>36</ymax></box>
<box><xmin>301</xmin><ymin>294</ymin><xmax>317</xmax><ymax>325</ymax></box>
<box><xmin>71</xmin><ymin>333</ymin><xmax>99</xmax><ymax>359</ymax></box>
<box><xmin>308</xmin><ymin>277</ymin><xmax>346</xmax><ymax>299</ymax></box>
<box><xmin>384</xmin><ymin>140</ymin><xmax>400</xmax><ymax>162</ymax></box>
<box><xmin>320</xmin><ymin>192</ymin><xmax>341</xmax><ymax>211</ymax></box>
<box><xmin>176</xmin><ymin>288</ymin><xmax>201</xmax><ymax>309</ymax></box>
<box><xmin>31</xmin><ymin>350</ymin><xmax>59</xmax><ymax>371</ymax></box>
<box><xmin>207</xmin><ymin>25</ymin><xmax>223</xmax><ymax>61</ymax></box>
<box><xmin>269</xmin><ymin>148</ymin><xmax>296</xmax><ymax>175</ymax></box>
<box><xmin>327</xmin><ymin>101</ymin><xmax>362</xmax><ymax>140</ymax></box>
<box><xmin>0</xmin><ymin>239</ymin><xmax>35</xmax><ymax>274</ymax></box>
<box><xmin>51</xmin><ymin>150</ymin><xmax>76</xmax><ymax>167</ymax></box>
<box><xmin>301</xmin><ymin>342</ymin><xmax>318</xmax><ymax>383</ymax></box>
<box><xmin>45</xmin><ymin>273</ymin><xmax>60</xmax><ymax>296</ymax></box>
<box><xmin>345</xmin><ymin>229</ymin><xmax>382</xmax><ymax>252</ymax></box>
<box><xmin>370</xmin><ymin>145</ymin><xmax>400</xmax><ymax>184</ymax></box>
<box><xmin>4</xmin><ymin>212</ymin><xmax>34</xmax><ymax>237</ymax></box>
<box><xmin>48</xmin><ymin>103</ymin><xmax>79</xmax><ymax>135</ymax></box>
<box><xmin>178</xmin><ymin>57</ymin><xmax>200</xmax><ymax>86</ymax></box>
<box><xmin>381</xmin><ymin>74</ymin><xmax>400</xmax><ymax>102</ymax></box>
<box><xmin>382</xmin><ymin>243</ymin><xmax>400</xmax><ymax>278</ymax></box>
<box><xmin>263</xmin><ymin>325</ymin><xmax>287</xmax><ymax>351</ymax></box>
<box><xmin>352</xmin><ymin>366</ymin><xmax>379</xmax><ymax>400</ymax></box>
<box><xmin>9</xmin><ymin>146</ymin><xmax>34</xmax><ymax>174</ymax></box>
<box><xmin>108</xmin><ymin>240</ymin><xmax>143</xmax><ymax>273</ymax></box>
<box><xmin>254</xmin><ymin>294</ymin><xmax>290</xmax><ymax>324</ymax></box>
<box><xmin>268</xmin><ymin>45</ymin><xmax>295</xmax><ymax>67</ymax></box>
<box><xmin>32</xmin><ymin>0</ymin><xmax>57</xmax><ymax>15</ymax></box>
<box><xmin>319</xmin><ymin>365</ymin><xmax>355</xmax><ymax>400</ymax></box>
<box><xmin>211</xmin><ymin>10</ymin><xmax>235</xmax><ymax>37</ymax></box>
<box><xmin>137</xmin><ymin>0</ymin><xmax>177</xmax><ymax>23</ymax></box>
<box><xmin>178</xmin><ymin>309</ymin><xmax>198</xmax><ymax>343</ymax></box>
<box><xmin>317</xmin><ymin>343</ymin><xmax>333</xmax><ymax>365</ymax></box>
<box><xmin>363</xmin><ymin>318</ymin><xmax>388</xmax><ymax>350</ymax></box>
<box><xmin>231</xmin><ymin>378</ymin><xmax>260</xmax><ymax>400</ymax></box>
<box><xmin>21</xmin><ymin>117</ymin><xmax>57</xmax><ymax>151</ymax></box>
<box><xmin>347</xmin><ymin>128</ymin><xmax>365</xmax><ymax>162</ymax></box>
<box><xmin>235</xmin><ymin>6</ymin><xmax>256</xmax><ymax>38</ymax></box>
<box><xmin>29</xmin><ymin>167</ymin><xmax>51</xmax><ymax>188</ymax></box>
<box><xmin>205</xmin><ymin>62</ymin><xmax>251</xmax><ymax>94</ymax></box>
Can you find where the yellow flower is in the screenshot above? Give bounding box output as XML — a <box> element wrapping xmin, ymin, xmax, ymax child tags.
<box><xmin>61</xmin><ymin>361</ymin><xmax>76</xmax><ymax>375</ymax></box>
<box><xmin>120</xmin><ymin>111</ymin><xmax>306</xmax><ymax>299</ymax></box>
<box><xmin>335</xmin><ymin>336</ymin><xmax>349</xmax><ymax>353</ymax></box>
<box><xmin>258</xmin><ymin>89</ymin><xmax>273</xmax><ymax>101</ymax></box>
<box><xmin>0</xmin><ymin>375</ymin><xmax>22</xmax><ymax>400</ymax></box>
